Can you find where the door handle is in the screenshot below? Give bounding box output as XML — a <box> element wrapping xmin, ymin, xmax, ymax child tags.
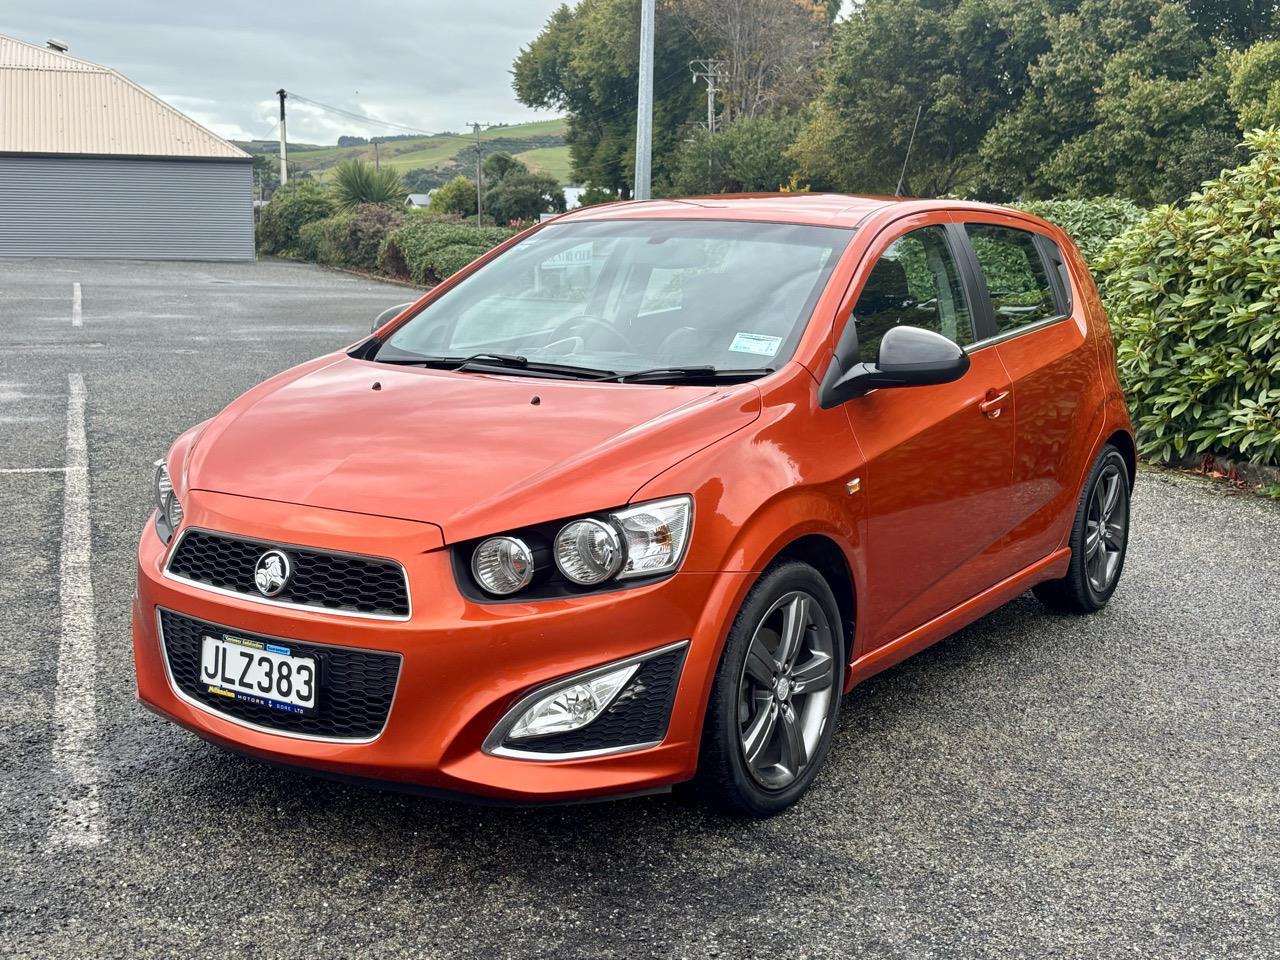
<box><xmin>978</xmin><ymin>389</ymin><xmax>1010</xmax><ymax>419</ymax></box>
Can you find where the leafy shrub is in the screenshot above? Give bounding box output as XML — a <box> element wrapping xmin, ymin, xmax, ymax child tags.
<box><xmin>668</xmin><ymin>115</ymin><xmax>804</xmax><ymax>196</ymax></box>
<box><xmin>485</xmin><ymin>171</ymin><xmax>566</xmax><ymax>225</ymax></box>
<box><xmin>577</xmin><ymin>184</ymin><xmax>617</xmax><ymax>207</ymax></box>
<box><xmin>429</xmin><ymin>175</ymin><xmax>478</xmax><ymax>217</ymax></box>
<box><xmin>332</xmin><ymin>159</ymin><xmax>409</xmax><ymax>208</ymax></box>
<box><xmin>379</xmin><ymin>215</ymin><xmax>513</xmax><ymax>284</ymax></box>
<box><xmin>256</xmin><ymin>180</ymin><xmax>337</xmax><ymax>256</ymax></box>
<box><xmin>297</xmin><ymin>204</ymin><xmax>406</xmax><ymax>272</ymax></box>
<box><xmin>295</xmin><ymin>214</ymin><xmax>343</xmax><ymax>262</ymax></box>
<box><xmin>1100</xmin><ymin>129</ymin><xmax>1280</xmax><ymax>466</ymax></box>
<box><xmin>1017</xmin><ymin>197</ymin><xmax>1148</xmax><ymax>266</ymax></box>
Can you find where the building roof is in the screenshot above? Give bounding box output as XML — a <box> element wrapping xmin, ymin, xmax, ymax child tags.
<box><xmin>0</xmin><ymin>34</ymin><xmax>249</xmax><ymax>160</ymax></box>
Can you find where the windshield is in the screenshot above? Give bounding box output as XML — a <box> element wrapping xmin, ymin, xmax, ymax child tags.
<box><xmin>376</xmin><ymin>219</ymin><xmax>854</xmax><ymax>377</ymax></box>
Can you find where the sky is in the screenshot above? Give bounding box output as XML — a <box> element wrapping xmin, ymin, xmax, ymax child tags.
<box><xmin>2</xmin><ymin>0</ymin><xmax>569</xmax><ymax>143</ymax></box>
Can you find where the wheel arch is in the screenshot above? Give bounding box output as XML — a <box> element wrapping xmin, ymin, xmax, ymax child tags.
<box><xmin>1106</xmin><ymin>428</ymin><xmax>1137</xmax><ymax>490</ymax></box>
<box><xmin>769</xmin><ymin>534</ymin><xmax>857</xmax><ymax>669</ymax></box>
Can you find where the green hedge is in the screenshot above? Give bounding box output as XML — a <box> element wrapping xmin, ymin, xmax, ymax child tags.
<box><xmin>256</xmin><ymin>181</ymin><xmax>337</xmax><ymax>256</ymax></box>
<box><xmin>1101</xmin><ymin>129</ymin><xmax>1280</xmax><ymax>466</ymax></box>
<box><xmin>379</xmin><ymin>217</ymin><xmax>514</xmax><ymax>285</ymax></box>
<box><xmin>1017</xmin><ymin>197</ymin><xmax>1148</xmax><ymax>266</ymax></box>
<box><xmin>297</xmin><ymin>204</ymin><xmax>406</xmax><ymax>272</ymax></box>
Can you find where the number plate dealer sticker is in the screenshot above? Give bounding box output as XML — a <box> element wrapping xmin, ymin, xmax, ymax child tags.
<box><xmin>200</xmin><ymin>634</ymin><xmax>318</xmax><ymax>715</ymax></box>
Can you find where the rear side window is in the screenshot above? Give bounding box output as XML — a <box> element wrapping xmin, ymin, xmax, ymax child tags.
<box><xmin>852</xmin><ymin>225</ymin><xmax>972</xmax><ymax>363</ymax></box>
<box><xmin>965</xmin><ymin>224</ymin><xmax>1059</xmax><ymax>334</ymax></box>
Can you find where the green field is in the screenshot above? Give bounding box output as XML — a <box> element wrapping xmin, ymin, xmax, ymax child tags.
<box><xmin>514</xmin><ymin>145</ymin><xmax>573</xmax><ymax>182</ymax></box>
<box><xmin>237</xmin><ymin>118</ymin><xmax>574</xmax><ymax>184</ymax></box>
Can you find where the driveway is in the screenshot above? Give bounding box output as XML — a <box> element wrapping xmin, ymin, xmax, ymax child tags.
<box><xmin>1</xmin><ymin>257</ymin><xmax>1277</xmax><ymax>959</ymax></box>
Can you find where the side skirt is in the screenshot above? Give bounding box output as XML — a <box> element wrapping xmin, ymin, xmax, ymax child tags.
<box><xmin>843</xmin><ymin>547</ymin><xmax>1071</xmax><ymax>692</ymax></box>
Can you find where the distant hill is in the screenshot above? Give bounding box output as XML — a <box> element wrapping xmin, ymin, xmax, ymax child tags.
<box><xmin>236</xmin><ymin>118</ymin><xmax>572</xmax><ymax>185</ymax></box>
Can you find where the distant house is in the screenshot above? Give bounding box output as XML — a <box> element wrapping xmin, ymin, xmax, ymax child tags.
<box><xmin>0</xmin><ymin>34</ymin><xmax>253</xmax><ymax>260</ymax></box>
<box><xmin>406</xmin><ymin>193</ymin><xmax>434</xmax><ymax>209</ymax></box>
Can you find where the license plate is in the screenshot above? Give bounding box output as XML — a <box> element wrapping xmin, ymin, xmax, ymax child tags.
<box><xmin>200</xmin><ymin>634</ymin><xmax>318</xmax><ymax>715</ymax></box>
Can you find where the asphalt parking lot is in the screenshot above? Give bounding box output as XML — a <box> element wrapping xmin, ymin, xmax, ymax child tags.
<box><xmin>1</xmin><ymin>256</ymin><xmax>1278</xmax><ymax>959</ymax></box>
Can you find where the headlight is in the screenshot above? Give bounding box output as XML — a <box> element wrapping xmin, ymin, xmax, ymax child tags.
<box><xmin>612</xmin><ymin>497</ymin><xmax>692</xmax><ymax>579</ymax></box>
<box><xmin>461</xmin><ymin>496</ymin><xmax>692</xmax><ymax>599</ymax></box>
<box><xmin>153</xmin><ymin>458</ymin><xmax>183</xmax><ymax>542</ymax></box>
<box><xmin>554</xmin><ymin>518</ymin><xmax>623</xmax><ymax>585</ymax></box>
<box><xmin>505</xmin><ymin>662</ymin><xmax>639</xmax><ymax>740</ymax></box>
<box><xmin>471</xmin><ymin>536</ymin><xmax>535</xmax><ymax>596</ymax></box>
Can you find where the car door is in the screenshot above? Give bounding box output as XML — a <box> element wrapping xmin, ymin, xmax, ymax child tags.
<box><xmin>836</xmin><ymin>217</ymin><xmax>1017</xmax><ymax>651</ymax></box>
<box><xmin>957</xmin><ymin>217</ymin><xmax>1100</xmax><ymax>572</ymax></box>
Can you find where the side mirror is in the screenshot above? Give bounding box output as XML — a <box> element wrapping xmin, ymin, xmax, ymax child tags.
<box><xmin>819</xmin><ymin>324</ymin><xmax>970</xmax><ymax>408</ymax></box>
<box><xmin>371</xmin><ymin>302</ymin><xmax>414</xmax><ymax>334</ymax></box>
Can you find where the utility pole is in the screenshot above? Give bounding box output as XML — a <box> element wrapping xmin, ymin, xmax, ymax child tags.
<box><xmin>633</xmin><ymin>0</ymin><xmax>655</xmax><ymax>200</ymax></box>
<box><xmin>373</xmin><ymin>139</ymin><xmax>380</xmax><ymax>169</ymax></box>
<box><xmin>690</xmin><ymin>60</ymin><xmax>727</xmax><ymax>134</ymax></box>
<box><xmin>470</xmin><ymin>122</ymin><xmax>487</xmax><ymax>226</ymax></box>
<box><xmin>276</xmin><ymin>89</ymin><xmax>288</xmax><ymax>185</ymax></box>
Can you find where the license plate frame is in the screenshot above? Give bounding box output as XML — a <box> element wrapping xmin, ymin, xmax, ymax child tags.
<box><xmin>200</xmin><ymin>633</ymin><xmax>319</xmax><ymax>717</ymax></box>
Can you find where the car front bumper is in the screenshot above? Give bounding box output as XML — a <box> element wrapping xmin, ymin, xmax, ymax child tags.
<box><xmin>132</xmin><ymin>489</ymin><xmax>750</xmax><ymax>803</ymax></box>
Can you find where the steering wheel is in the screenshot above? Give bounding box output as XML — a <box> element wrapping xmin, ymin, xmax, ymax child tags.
<box><xmin>549</xmin><ymin>314</ymin><xmax>633</xmax><ymax>353</ymax></box>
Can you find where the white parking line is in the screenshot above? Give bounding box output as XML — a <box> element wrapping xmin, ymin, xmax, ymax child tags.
<box><xmin>48</xmin><ymin>372</ymin><xmax>100</xmax><ymax>848</ymax></box>
<box><xmin>0</xmin><ymin>466</ymin><xmax>68</xmax><ymax>474</ymax></box>
<box><xmin>71</xmin><ymin>282</ymin><xmax>82</xmax><ymax>327</ymax></box>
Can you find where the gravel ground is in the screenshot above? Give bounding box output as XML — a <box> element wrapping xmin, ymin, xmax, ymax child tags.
<box><xmin>1</xmin><ymin>257</ymin><xmax>1277</xmax><ymax>959</ymax></box>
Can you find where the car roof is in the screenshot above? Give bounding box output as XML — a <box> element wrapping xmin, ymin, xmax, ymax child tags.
<box><xmin>549</xmin><ymin>194</ymin><xmax>1067</xmax><ymax>249</ymax></box>
<box><xmin>557</xmin><ymin>193</ymin><xmax>897</xmax><ymax>228</ymax></box>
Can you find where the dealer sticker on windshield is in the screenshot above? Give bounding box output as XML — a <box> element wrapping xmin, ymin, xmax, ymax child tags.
<box><xmin>729</xmin><ymin>332</ymin><xmax>783</xmax><ymax>357</ymax></box>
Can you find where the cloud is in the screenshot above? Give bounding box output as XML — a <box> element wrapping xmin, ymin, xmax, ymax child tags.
<box><xmin>4</xmin><ymin>0</ymin><xmax>566</xmax><ymax>142</ymax></box>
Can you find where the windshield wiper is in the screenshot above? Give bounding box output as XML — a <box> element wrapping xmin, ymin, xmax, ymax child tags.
<box><xmin>599</xmin><ymin>366</ymin><xmax>775</xmax><ymax>384</ymax></box>
<box><xmin>373</xmin><ymin>351</ymin><xmax>615</xmax><ymax>380</ymax></box>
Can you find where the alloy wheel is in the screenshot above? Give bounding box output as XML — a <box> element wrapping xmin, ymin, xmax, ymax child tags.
<box><xmin>736</xmin><ymin>590</ymin><xmax>836</xmax><ymax>791</ymax></box>
<box><xmin>1085</xmin><ymin>462</ymin><xmax>1128</xmax><ymax>594</ymax></box>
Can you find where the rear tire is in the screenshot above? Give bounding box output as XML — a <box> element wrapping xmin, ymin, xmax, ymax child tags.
<box><xmin>1033</xmin><ymin>444</ymin><xmax>1131</xmax><ymax>613</ymax></box>
<box><xmin>693</xmin><ymin>561</ymin><xmax>844</xmax><ymax>817</ymax></box>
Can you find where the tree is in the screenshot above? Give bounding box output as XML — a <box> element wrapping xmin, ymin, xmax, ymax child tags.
<box><xmin>428</xmin><ymin>175</ymin><xmax>478</xmax><ymax>216</ymax></box>
<box><xmin>482</xmin><ymin>152</ymin><xmax>529</xmax><ymax>183</ymax></box>
<box><xmin>978</xmin><ymin>0</ymin><xmax>1241</xmax><ymax>204</ymax></box>
<box><xmin>513</xmin><ymin>0</ymin><xmax>703</xmax><ymax>195</ymax></box>
<box><xmin>1231</xmin><ymin>39</ymin><xmax>1280</xmax><ymax>128</ymax></box>
<box><xmin>677</xmin><ymin>0</ymin><xmax>832</xmax><ymax>122</ymax></box>
<box><xmin>485</xmin><ymin>172</ymin><xmax>567</xmax><ymax>224</ymax></box>
<box><xmin>665</xmin><ymin>113</ymin><xmax>803</xmax><ymax>194</ymax></box>
<box><xmin>331</xmin><ymin>159</ymin><xmax>409</xmax><ymax>208</ymax></box>
<box><xmin>1183</xmin><ymin>0</ymin><xmax>1279</xmax><ymax>45</ymax></box>
<box><xmin>402</xmin><ymin>167</ymin><xmax>453</xmax><ymax>194</ymax></box>
<box><xmin>790</xmin><ymin>0</ymin><xmax>1046</xmax><ymax>197</ymax></box>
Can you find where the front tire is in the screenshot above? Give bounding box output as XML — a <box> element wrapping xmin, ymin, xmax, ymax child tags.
<box><xmin>694</xmin><ymin>561</ymin><xmax>844</xmax><ymax>817</ymax></box>
<box><xmin>1033</xmin><ymin>444</ymin><xmax>1131</xmax><ymax>613</ymax></box>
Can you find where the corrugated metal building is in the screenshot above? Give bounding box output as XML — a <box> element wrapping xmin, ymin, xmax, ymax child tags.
<box><xmin>0</xmin><ymin>34</ymin><xmax>253</xmax><ymax>260</ymax></box>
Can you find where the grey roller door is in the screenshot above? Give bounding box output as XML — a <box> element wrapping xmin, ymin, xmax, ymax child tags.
<box><xmin>0</xmin><ymin>156</ymin><xmax>253</xmax><ymax>260</ymax></box>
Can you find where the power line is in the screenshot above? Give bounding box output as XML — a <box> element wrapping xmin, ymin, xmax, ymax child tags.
<box><xmin>283</xmin><ymin>90</ymin><xmax>477</xmax><ymax>145</ymax></box>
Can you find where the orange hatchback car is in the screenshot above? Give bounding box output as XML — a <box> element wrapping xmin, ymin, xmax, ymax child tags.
<box><xmin>134</xmin><ymin>195</ymin><xmax>1134</xmax><ymax>815</ymax></box>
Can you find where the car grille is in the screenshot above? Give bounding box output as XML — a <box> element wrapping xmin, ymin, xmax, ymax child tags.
<box><xmin>158</xmin><ymin>609</ymin><xmax>401</xmax><ymax>741</ymax></box>
<box><xmin>502</xmin><ymin>646</ymin><xmax>687</xmax><ymax>755</ymax></box>
<box><xmin>166</xmin><ymin>530</ymin><xmax>410</xmax><ymax>619</ymax></box>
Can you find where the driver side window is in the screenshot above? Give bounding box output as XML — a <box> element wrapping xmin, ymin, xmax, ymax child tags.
<box><xmin>853</xmin><ymin>225</ymin><xmax>972</xmax><ymax>363</ymax></box>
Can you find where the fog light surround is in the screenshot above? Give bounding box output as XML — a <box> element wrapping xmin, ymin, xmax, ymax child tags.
<box><xmin>483</xmin><ymin>640</ymin><xmax>689</xmax><ymax>760</ymax></box>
